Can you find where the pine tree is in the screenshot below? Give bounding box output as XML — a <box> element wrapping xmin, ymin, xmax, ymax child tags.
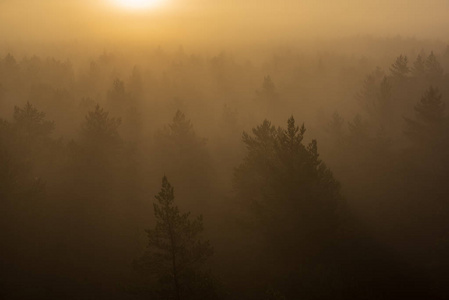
<box><xmin>81</xmin><ymin>104</ymin><xmax>122</xmax><ymax>150</ymax></box>
<box><xmin>0</xmin><ymin>103</ymin><xmax>53</xmax><ymax>200</ymax></box>
<box><xmin>404</xmin><ymin>86</ymin><xmax>446</xmax><ymax>145</ymax></box>
<box><xmin>12</xmin><ymin>102</ymin><xmax>55</xmax><ymax>144</ymax></box>
<box><xmin>72</xmin><ymin>104</ymin><xmax>122</xmax><ymax>181</ymax></box>
<box><xmin>233</xmin><ymin>117</ymin><xmax>348</xmax><ymax>298</ymax></box>
<box><xmin>153</xmin><ymin>111</ymin><xmax>213</xmax><ymax>207</ymax></box>
<box><xmin>235</xmin><ymin>117</ymin><xmax>342</xmax><ymax>254</ymax></box>
<box><xmin>134</xmin><ymin>176</ymin><xmax>216</xmax><ymax>300</ymax></box>
<box><xmin>425</xmin><ymin>51</ymin><xmax>444</xmax><ymax>80</ymax></box>
<box><xmin>107</xmin><ymin>78</ymin><xmax>126</xmax><ymax>106</ymax></box>
<box><xmin>390</xmin><ymin>55</ymin><xmax>410</xmax><ymax>78</ymax></box>
<box><xmin>256</xmin><ymin>75</ymin><xmax>278</xmax><ymax>101</ymax></box>
<box><xmin>414</xmin><ymin>86</ymin><xmax>445</xmax><ymax>124</ymax></box>
<box><xmin>412</xmin><ymin>54</ymin><xmax>426</xmax><ymax>77</ymax></box>
<box><xmin>357</xmin><ymin>68</ymin><xmax>385</xmax><ymax>116</ymax></box>
<box><xmin>169</xmin><ymin>110</ymin><xmax>195</xmax><ymax>140</ymax></box>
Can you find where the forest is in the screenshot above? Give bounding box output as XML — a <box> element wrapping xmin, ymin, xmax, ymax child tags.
<box><xmin>1</xmin><ymin>35</ymin><xmax>449</xmax><ymax>299</ymax></box>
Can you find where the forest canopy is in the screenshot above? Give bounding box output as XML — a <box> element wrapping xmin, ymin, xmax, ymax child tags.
<box><xmin>1</xmin><ymin>1</ymin><xmax>449</xmax><ymax>299</ymax></box>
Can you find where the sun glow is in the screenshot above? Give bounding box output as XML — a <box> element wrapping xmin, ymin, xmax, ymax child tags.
<box><xmin>114</xmin><ymin>0</ymin><xmax>164</xmax><ymax>10</ymax></box>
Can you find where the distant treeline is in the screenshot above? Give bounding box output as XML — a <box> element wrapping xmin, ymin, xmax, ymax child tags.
<box><xmin>1</xmin><ymin>41</ymin><xmax>449</xmax><ymax>299</ymax></box>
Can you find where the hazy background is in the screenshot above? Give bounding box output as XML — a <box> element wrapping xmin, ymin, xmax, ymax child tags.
<box><xmin>2</xmin><ymin>1</ymin><xmax>449</xmax><ymax>299</ymax></box>
<box><xmin>1</xmin><ymin>0</ymin><xmax>449</xmax><ymax>47</ymax></box>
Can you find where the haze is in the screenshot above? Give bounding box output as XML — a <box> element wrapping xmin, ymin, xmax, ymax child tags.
<box><xmin>1</xmin><ymin>1</ymin><xmax>449</xmax><ymax>44</ymax></box>
<box><xmin>1</xmin><ymin>0</ymin><xmax>449</xmax><ymax>299</ymax></box>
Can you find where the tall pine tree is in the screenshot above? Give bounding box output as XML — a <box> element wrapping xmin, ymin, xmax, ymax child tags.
<box><xmin>134</xmin><ymin>176</ymin><xmax>218</xmax><ymax>300</ymax></box>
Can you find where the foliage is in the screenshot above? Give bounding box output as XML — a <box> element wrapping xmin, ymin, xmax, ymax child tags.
<box><xmin>256</xmin><ymin>75</ymin><xmax>278</xmax><ymax>101</ymax></box>
<box><xmin>404</xmin><ymin>86</ymin><xmax>446</xmax><ymax>145</ymax></box>
<box><xmin>412</xmin><ymin>54</ymin><xmax>426</xmax><ymax>77</ymax></box>
<box><xmin>153</xmin><ymin>110</ymin><xmax>213</xmax><ymax>207</ymax></box>
<box><xmin>390</xmin><ymin>54</ymin><xmax>410</xmax><ymax>78</ymax></box>
<box><xmin>12</xmin><ymin>101</ymin><xmax>55</xmax><ymax>143</ymax></box>
<box><xmin>81</xmin><ymin>104</ymin><xmax>122</xmax><ymax>150</ymax></box>
<box><xmin>169</xmin><ymin>110</ymin><xmax>195</xmax><ymax>140</ymax></box>
<box><xmin>134</xmin><ymin>176</ymin><xmax>217</xmax><ymax>300</ymax></box>
<box><xmin>0</xmin><ymin>102</ymin><xmax>52</xmax><ymax>201</ymax></box>
<box><xmin>357</xmin><ymin>68</ymin><xmax>388</xmax><ymax>117</ymax></box>
<box><xmin>425</xmin><ymin>52</ymin><xmax>444</xmax><ymax>80</ymax></box>
<box><xmin>234</xmin><ymin>116</ymin><xmax>343</xmax><ymax>255</ymax></box>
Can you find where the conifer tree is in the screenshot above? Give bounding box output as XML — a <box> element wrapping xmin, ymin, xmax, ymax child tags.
<box><xmin>404</xmin><ymin>86</ymin><xmax>446</xmax><ymax>145</ymax></box>
<box><xmin>357</xmin><ymin>68</ymin><xmax>385</xmax><ymax>116</ymax></box>
<box><xmin>256</xmin><ymin>75</ymin><xmax>278</xmax><ymax>101</ymax></box>
<box><xmin>390</xmin><ymin>55</ymin><xmax>410</xmax><ymax>78</ymax></box>
<box><xmin>412</xmin><ymin>54</ymin><xmax>426</xmax><ymax>77</ymax></box>
<box><xmin>13</xmin><ymin>102</ymin><xmax>55</xmax><ymax>144</ymax></box>
<box><xmin>425</xmin><ymin>51</ymin><xmax>444</xmax><ymax>80</ymax></box>
<box><xmin>134</xmin><ymin>176</ymin><xmax>216</xmax><ymax>300</ymax></box>
<box><xmin>234</xmin><ymin>117</ymin><xmax>342</xmax><ymax>255</ymax></box>
<box><xmin>81</xmin><ymin>104</ymin><xmax>122</xmax><ymax>150</ymax></box>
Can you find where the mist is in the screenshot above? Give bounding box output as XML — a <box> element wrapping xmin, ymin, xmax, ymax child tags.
<box><xmin>2</xmin><ymin>1</ymin><xmax>449</xmax><ymax>45</ymax></box>
<box><xmin>1</xmin><ymin>0</ymin><xmax>449</xmax><ymax>299</ymax></box>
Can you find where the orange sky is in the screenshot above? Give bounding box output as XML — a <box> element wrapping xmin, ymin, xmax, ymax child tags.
<box><xmin>0</xmin><ymin>0</ymin><xmax>448</xmax><ymax>45</ymax></box>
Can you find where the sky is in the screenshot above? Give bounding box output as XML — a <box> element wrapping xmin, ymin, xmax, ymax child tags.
<box><xmin>0</xmin><ymin>0</ymin><xmax>448</xmax><ymax>46</ymax></box>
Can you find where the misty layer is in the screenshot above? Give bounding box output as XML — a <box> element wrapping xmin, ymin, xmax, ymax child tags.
<box><xmin>1</xmin><ymin>37</ymin><xmax>449</xmax><ymax>299</ymax></box>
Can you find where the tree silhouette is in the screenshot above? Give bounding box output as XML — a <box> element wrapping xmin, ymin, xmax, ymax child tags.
<box><xmin>235</xmin><ymin>116</ymin><xmax>342</xmax><ymax>256</ymax></box>
<box><xmin>425</xmin><ymin>51</ymin><xmax>444</xmax><ymax>80</ymax></box>
<box><xmin>412</xmin><ymin>54</ymin><xmax>426</xmax><ymax>77</ymax></box>
<box><xmin>12</xmin><ymin>102</ymin><xmax>54</xmax><ymax>144</ymax></box>
<box><xmin>232</xmin><ymin>117</ymin><xmax>352</xmax><ymax>298</ymax></box>
<box><xmin>390</xmin><ymin>54</ymin><xmax>410</xmax><ymax>78</ymax></box>
<box><xmin>134</xmin><ymin>176</ymin><xmax>217</xmax><ymax>300</ymax></box>
<box><xmin>107</xmin><ymin>78</ymin><xmax>126</xmax><ymax>103</ymax></box>
<box><xmin>153</xmin><ymin>111</ymin><xmax>213</xmax><ymax>207</ymax></box>
<box><xmin>404</xmin><ymin>86</ymin><xmax>446</xmax><ymax>146</ymax></box>
<box><xmin>169</xmin><ymin>110</ymin><xmax>195</xmax><ymax>140</ymax></box>
<box><xmin>357</xmin><ymin>68</ymin><xmax>386</xmax><ymax>115</ymax></box>
<box><xmin>255</xmin><ymin>75</ymin><xmax>278</xmax><ymax>108</ymax></box>
<box><xmin>70</xmin><ymin>104</ymin><xmax>122</xmax><ymax>191</ymax></box>
<box><xmin>0</xmin><ymin>103</ymin><xmax>52</xmax><ymax>200</ymax></box>
<box><xmin>81</xmin><ymin>104</ymin><xmax>122</xmax><ymax>151</ymax></box>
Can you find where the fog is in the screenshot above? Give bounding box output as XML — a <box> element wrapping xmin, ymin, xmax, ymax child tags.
<box><xmin>2</xmin><ymin>1</ymin><xmax>449</xmax><ymax>44</ymax></box>
<box><xmin>1</xmin><ymin>0</ymin><xmax>449</xmax><ymax>299</ymax></box>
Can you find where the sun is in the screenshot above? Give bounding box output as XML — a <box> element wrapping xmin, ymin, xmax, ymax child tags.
<box><xmin>115</xmin><ymin>0</ymin><xmax>164</xmax><ymax>10</ymax></box>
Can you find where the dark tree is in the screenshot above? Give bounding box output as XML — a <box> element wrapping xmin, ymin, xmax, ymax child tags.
<box><xmin>153</xmin><ymin>110</ymin><xmax>214</xmax><ymax>207</ymax></box>
<box><xmin>107</xmin><ymin>78</ymin><xmax>126</xmax><ymax>106</ymax></box>
<box><xmin>390</xmin><ymin>54</ymin><xmax>410</xmax><ymax>78</ymax></box>
<box><xmin>232</xmin><ymin>117</ymin><xmax>355</xmax><ymax>299</ymax></box>
<box><xmin>357</xmin><ymin>68</ymin><xmax>385</xmax><ymax>115</ymax></box>
<box><xmin>168</xmin><ymin>110</ymin><xmax>196</xmax><ymax>140</ymax></box>
<box><xmin>373</xmin><ymin>77</ymin><xmax>393</xmax><ymax>123</ymax></box>
<box><xmin>425</xmin><ymin>51</ymin><xmax>444</xmax><ymax>80</ymax></box>
<box><xmin>134</xmin><ymin>176</ymin><xmax>217</xmax><ymax>300</ymax></box>
<box><xmin>69</xmin><ymin>104</ymin><xmax>123</xmax><ymax>195</ymax></box>
<box><xmin>234</xmin><ymin>116</ymin><xmax>343</xmax><ymax>257</ymax></box>
<box><xmin>12</xmin><ymin>101</ymin><xmax>55</xmax><ymax>144</ymax></box>
<box><xmin>414</xmin><ymin>86</ymin><xmax>445</xmax><ymax>123</ymax></box>
<box><xmin>412</xmin><ymin>54</ymin><xmax>426</xmax><ymax>77</ymax></box>
<box><xmin>401</xmin><ymin>88</ymin><xmax>449</xmax><ymax>298</ymax></box>
<box><xmin>1</xmin><ymin>53</ymin><xmax>18</xmax><ymax>75</ymax></box>
<box><xmin>404</xmin><ymin>86</ymin><xmax>446</xmax><ymax>145</ymax></box>
<box><xmin>81</xmin><ymin>104</ymin><xmax>122</xmax><ymax>151</ymax></box>
<box><xmin>0</xmin><ymin>104</ymin><xmax>53</xmax><ymax>300</ymax></box>
<box><xmin>0</xmin><ymin>102</ymin><xmax>53</xmax><ymax>200</ymax></box>
<box><xmin>256</xmin><ymin>75</ymin><xmax>278</xmax><ymax>103</ymax></box>
<box><xmin>106</xmin><ymin>76</ymin><xmax>143</xmax><ymax>141</ymax></box>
